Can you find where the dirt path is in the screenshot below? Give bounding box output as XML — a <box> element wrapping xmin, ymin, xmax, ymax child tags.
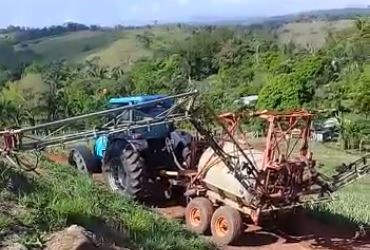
<box><xmin>45</xmin><ymin>153</ymin><xmax>370</xmax><ymax>250</ymax></box>
<box><xmin>153</xmin><ymin>204</ymin><xmax>370</xmax><ymax>250</ymax></box>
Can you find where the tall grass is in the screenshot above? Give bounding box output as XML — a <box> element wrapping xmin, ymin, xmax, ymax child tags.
<box><xmin>0</xmin><ymin>162</ymin><xmax>212</xmax><ymax>250</ymax></box>
<box><xmin>310</xmin><ymin>177</ymin><xmax>370</xmax><ymax>227</ymax></box>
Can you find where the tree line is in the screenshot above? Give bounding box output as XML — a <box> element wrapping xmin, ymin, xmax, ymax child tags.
<box><xmin>0</xmin><ymin>19</ymin><xmax>369</xmax><ymax>150</ymax></box>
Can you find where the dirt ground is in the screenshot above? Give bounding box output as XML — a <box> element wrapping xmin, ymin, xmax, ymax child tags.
<box><xmin>150</xmin><ymin>201</ymin><xmax>370</xmax><ymax>250</ymax></box>
<box><xmin>45</xmin><ymin>153</ymin><xmax>370</xmax><ymax>250</ymax></box>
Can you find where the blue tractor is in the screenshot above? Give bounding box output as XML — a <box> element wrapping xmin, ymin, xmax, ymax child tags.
<box><xmin>68</xmin><ymin>94</ymin><xmax>193</xmax><ymax>200</ymax></box>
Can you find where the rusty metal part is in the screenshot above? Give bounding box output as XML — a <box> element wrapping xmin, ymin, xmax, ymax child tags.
<box><xmin>189</xmin><ymin>108</ymin><xmax>364</xmax><ymax>225</ymax></box>
<box><xmin>330</xmin><ymin>154</ymin><xmax>370</xmax><ymax>190</ymax></box>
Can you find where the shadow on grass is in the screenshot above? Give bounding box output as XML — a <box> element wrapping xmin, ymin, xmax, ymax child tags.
<box><xmin>0</xmin><ymin>164</ymin><xmax>37</xmax><ymax>196</ymax></box>
<box><xmin>269</xmin><ymin>208</ymin><xmax>370</xmax><ymax>250</ymax></box>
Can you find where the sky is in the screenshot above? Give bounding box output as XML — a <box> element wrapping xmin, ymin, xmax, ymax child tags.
<box><xmin>0</xmin><ymin>0</ymin><xmax>369</xmax><ymax>27</ymax></box>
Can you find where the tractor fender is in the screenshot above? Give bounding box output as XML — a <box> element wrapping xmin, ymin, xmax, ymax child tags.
<box><xmin>170</xmin><ymin>131</ymin><xmax>193</xmax><ymax>166</ymax></box>
<box><xmin>127</xmin><ymin>138</ymin><xmax>149</xmax><ymax>152</ymax></box>
<box><xmin>170</xmin><ymin>131</ymin><xmax>193</xmax><ymax>150</ymax></box>
<box><xmin>103</xmin><ymin>135</ymin><xmax>148</xmax><ymax>164</ymax></box>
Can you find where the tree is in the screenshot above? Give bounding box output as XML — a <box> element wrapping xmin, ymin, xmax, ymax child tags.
<box><xmin>128</xmin><ymin>54</ymin><xmax>188</xmax><ymax>95</ymax></box>
<box><xmin>258</xmin><ymin>74</ymin><xmax>301</xmax><ymax>110</ymax></box>
<box><xmin>350</xmin><ymin>64</ymin><xmax>370</xmax><ymax>117</ymax></box>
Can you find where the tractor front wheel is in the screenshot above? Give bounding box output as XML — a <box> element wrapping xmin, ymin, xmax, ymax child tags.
<box><xmin>68</xmin><ymin>145</ymin><xmax>100</xmax><ymax>175</ymax></box>
<box><xmin>102</xmin><ymin>148</ymin><xmax>146</xmax><ymax>200</ymax></box>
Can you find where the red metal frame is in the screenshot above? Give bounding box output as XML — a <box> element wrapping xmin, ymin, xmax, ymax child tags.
<box><xmin>218</xmin><ymin>110</ymin><xmax>316</xmax><ymax>207</ymax></box>
<box><xmin>255</xmin><ymin>110</ymin><xmax>315</xmax><ymax>205</ymax></box>
<box><xmin>258</xmin><ymin>110</ymin><xmax>313</xmax><ymax>171</ymax></box>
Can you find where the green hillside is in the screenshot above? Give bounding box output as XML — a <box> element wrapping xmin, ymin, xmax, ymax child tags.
<box><xmin>86</xmin><ymin>27</ymin><xmax>190</xmax><ymax>67</ymax></box>
<box><xmin>5</xmin><ymin>27</ymin><xmax>189</xmax><ymax>69</ymax></box>
<box><xmin>15</xmin><ymin>30</ymin><xmax>123</xmax><ymax>63</ymax></box>
<box><xmin>276</xmin><ymin>19</ymin><xmax>355</xmax><ymax>48</ymax></box>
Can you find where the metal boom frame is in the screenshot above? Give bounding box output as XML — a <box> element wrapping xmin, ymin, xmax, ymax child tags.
<box><xmin>0</xmin><ymin>91</ymin><xmax>198</xmax><ymax>167</ymax></box>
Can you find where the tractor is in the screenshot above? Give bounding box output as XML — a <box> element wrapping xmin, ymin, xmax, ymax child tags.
<box><xmin>1</xmin><ymin>91</ymin><xmax>369</xmax><ymax>246</ymax></box>
<box><xmin>68</xmin><ymin>94</ymin><xmax>193</xmax><ymax>199</ymax></box>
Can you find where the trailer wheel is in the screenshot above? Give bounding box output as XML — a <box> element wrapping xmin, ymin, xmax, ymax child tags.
<box><xmin>211</xmin><ymin>206</ymin><xmax>243</xmax><ymax>246</ymax></box>
<box><xmin>69</xmin><ymin>145</ymin><xmax>100</xmax><ymax>175</ymax></box>
<box><xmin>103</xmin><ymin>147</ymin><xmax>146</xmax><ymax>200</ymax></box>
<box><xmin>185</xmin><ymin>197</ymin><xmax>214</xmax><ymax>234</ymax></box>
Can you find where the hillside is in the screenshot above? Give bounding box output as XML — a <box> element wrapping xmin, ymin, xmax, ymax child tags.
<box><xmin>276</xmin><ymin>19</ymin><xmax>355</xmax><ymax>48</ymax></box>
<box><xmin>0</xmin><ymin>9</ymin><xmax>370</xmax><ymax>249</ymax></box>
<box><xmin>86</xmin><ymin>27</ymin><xmax>189</xmax><ymax>67</ymax></box>
<box><xmin>0</xmin><ymin>161</ymin><xmax>211</xmax><ymax>249</ymax></box>
<box><xmin>2</xmin><ymin>7</ymin><xmax>370</xmax><ymax>69</ymax></box>
<box><xmin>1</xmin><ymin>27</ymin><xmax>191</xmax><ymax>71</ymax></box>
<box><xmin>15</xmin><ymin>30</ymin><xmax>123</xmax><ymax>63</ymax></box>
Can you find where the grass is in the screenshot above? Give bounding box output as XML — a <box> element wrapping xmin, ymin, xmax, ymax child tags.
<box><xmin>277</xmin><ymin>20</ymin><xmax>355</xmax><ymax>49</ymax></box>
<box><xmin>248</xmin><ymin>138</ymin><xmax>370</xmax><ymax>227</ymax></box>
<box><xmin>86</xmin><ymin>32</ymin><xmax>152</xmax><ymax>68</ymax></box>
<box><xmin>87</xmin><ymin>27</ymin><xmax>188</xmax><ymax>68</ymax></box>
<box><xmin>311</xmin><ymin>177</ymin><xmax>370</xmax><ymax>226</ymax></box>
<box><xmin>0</xmin><ymin>161</ymin><xmax>212</xmax><ymax>250</ymax></box>
<box><xmin>14</xmin><ymin>73</ymin><xmax>46</xmax><ymax>94</ymax></box>
<box><xmin>10</xmin><ymin>27</ymin><xmax>188</xmax><ymax>68</ymax></box>
<box><xmin>18</xmin><ymin>31</ymin><xmax>123</xmax><ymax>63</ymax></box>
<box><xmin>308</xmin><ymin>142</ymin><xmax>370</xmax><ymax>227</ymax></box>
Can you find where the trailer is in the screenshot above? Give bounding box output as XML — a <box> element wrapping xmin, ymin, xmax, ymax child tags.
<box><xmin>184</xmin><ymin>109</ymin><xmax>370</xmax><ymax>245</ymax></box>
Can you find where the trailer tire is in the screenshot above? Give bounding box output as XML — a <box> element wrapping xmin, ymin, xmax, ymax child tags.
<box><xmin>211</xmin><ymin>206</ymin><xmax>243</xmax><ymax>246</ymax></box>
<box><xmin>185</xmin><ymin>197</ymin><xmax>214</xmax><ymax>234</ymax></box>
<box><xmin>103</xmin><ymin>147</ymin><xmax>146</xmax><ymax>200</ymax></box>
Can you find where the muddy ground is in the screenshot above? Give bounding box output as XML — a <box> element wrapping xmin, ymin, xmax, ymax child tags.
<box><xmin>45</xmin><ymin>153</ymin><xmax>370</xmax><ymax>250</ymax></box>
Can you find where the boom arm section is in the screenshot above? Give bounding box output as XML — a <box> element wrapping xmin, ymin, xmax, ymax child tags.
<box><xmin>0</xmin><ymin>91</ymin><xmax>198</xmax><ymax>169</ymax></box>
<box><xmin>329</xmin><ymin>154</ymin><xmax>370</xmax><ymax>191</ymax></box>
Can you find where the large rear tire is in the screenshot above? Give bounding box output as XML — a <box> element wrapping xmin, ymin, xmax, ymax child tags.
<box><xmin>103</xmin><ymin>147</ymin><xmax>146</xmax><ymax>200</ymax></box>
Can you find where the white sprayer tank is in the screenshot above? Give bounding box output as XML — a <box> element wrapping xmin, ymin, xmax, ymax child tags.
<box><xmin>197</xmin><ymin>141</ymin><xmax>264</xmax><ymax>204</ymax></box>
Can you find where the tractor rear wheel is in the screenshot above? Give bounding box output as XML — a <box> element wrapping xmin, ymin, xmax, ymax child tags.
<box><xmin>103</xmin><ymin>148</ymin><xmax>146</xmax><ymax>200</ymax></box>
<box><xmin>211</xmin><ymin>206</ymin><xmax>243</xmax><ymax>246</ymax></box>
<box><xmin>185</xmin><ymin>197</ymin><xmax>214</xmax><ymax>234</ymax></box>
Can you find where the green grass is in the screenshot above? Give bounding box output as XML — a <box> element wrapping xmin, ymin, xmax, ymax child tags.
<box><xmin>86</xmin><ymin>32</ymin><xmax>152</xmax><ymax>68</ymax></box>
<box><xmin>19</xmin><ymin>31</ymin><xmax>123</xmax><ymax>63</ymax></box>
<box><xmin>308</xmin><ymin>143</ymin><xmax>370</xmax><ymax>226</ymax></box>
<box><xmin>312</xmin><ymin>177</ymin><xmax>370</xmax><ymax>226</ymax></box>
<box><xmin>0</xmin><ymin>162</ymin><xmax>212</xmax><ymax>249</ymax></box>
<box><xmin>8</xmin><ymin>27</ymin><xmax>188</xmax><ymax>68</ymax></box>
<box><xmin>14</xmin><ymin>73</ymin><xmax>46</xmax><ymax>94</ymax></box>
<box><xmin>248</xmin><ymin>138</ymin><xmax>370</xmax><ymax>226</ymax></box>
<box><xmin>277</xmin><ymin>20</ymin><xmax>355</xmax><ymax>49</ymax></box>
<box><xmin>311</xmin><ymin>142</ymin><xmax>360</xmax><ymax>174</ymax></box>
<box><xmin>86</xmin><ymin>27</ymin><xmax>189</xmax><ymax>68</ymax></box>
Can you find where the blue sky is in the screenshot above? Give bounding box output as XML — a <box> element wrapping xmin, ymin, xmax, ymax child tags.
<box><xmin>0</xmin><ymin>0</ymin><xmax>369</xmax><ymax>27</ymax></box>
